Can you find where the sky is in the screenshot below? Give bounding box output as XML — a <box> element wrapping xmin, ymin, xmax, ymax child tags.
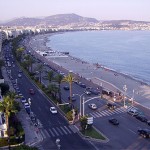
<box><xmin>0</xmin><ymin>0</ymin><xmax>150</xmax><ymax>22</ymax></box>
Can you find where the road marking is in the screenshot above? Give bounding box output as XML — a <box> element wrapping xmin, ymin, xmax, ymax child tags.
<box><xmin>68</xmin><ymin>125</ymin><xmax>77</xmax><ymax>133</ymax></box>
<box><xmin>56</xmin><ymin>127</ymin><xmax>64</xmax><ymax>135</ymax></box>
<box><xmin>40</xmin><ymin>130</ymin><xmax>46</xmax><ymax>139</ymax></box>
<box><xmin>43</xmin><ymin>129</ymin><xmax>51</xmax><ymax>137</ymax></box>
<box><xmin>49</xmin><ymin>129</ymin><xmax>55</xmax><ymax>137</ymax></box>
<box><xmin>64</xmin><ymin>126</ymin><xmax>72</xmax><ymax>134</ymax></box>
<box><xmin>60</xmin><ymin>126</ymin><xmax>68</xmax><ymax>135</ymax></box>
<box><xmin>89</xmin><ymin>113</ymin><xmax>96</xmax><ymax>118</ymax></box>
<box><xmin>52</xmin><ymin>128</ymin><xmax>59</xmax><ymax>136</ymax></box>
<box><xmin>128</xmin><ymin>129</ymin><xmax>136</xmax><ymax>134</ymax></box>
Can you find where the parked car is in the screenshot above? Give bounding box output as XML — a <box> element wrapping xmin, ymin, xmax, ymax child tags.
<box><xmin>90</xmin><ymin>89</ymin><xmax>100</xmax><ymax>95</ymax></box>
<box><xmin>137</xmin><ymin>129</ymin><xmax>150</xmax><ymax>138</ymax></box>
<box><xmin>135</xmin><ymin>115</ymin><xmax>148</xmax><ymax>122</ymax></box>
<box><xmin>50</xmin><ymin>107</ymin><xmax>57</xmax><ymax>114</ymax></box>
<box><xmin>80</xmin><ymin>83</ymin><xmax>86</xmax><ymax>88</ymax></box>
<box><xmin>147</xmin><ymin>120</ymin><xmax>150</xmax><ymax>126</ymax></box>
<box><xmin>109</xmin><ymin>118</ymin><xmax>119</xmax><ymax>125</ymax></box>
<box><xmin>88</xmin><ymin>103</ymin><xmax>97</xmax><ymax>110</ymax></box>
<box><xmin>107</xmin><ymin>103</ymin><xmax>116</xmax><ymax>110</ymax></box>
<box><xmin>18</xmin><ymin>73</ymin><xmax>22</xmax><ymax>78</ymax></box>
<box><xmin>63</xmin><ymin>86</ymin><xmax>69</xmax><ymax>90</ymax></box>
<box><xmin>68</xmin><ymin>96</ymin><xmax>76</xmax><ymax>101</ymax></box>
<box><xmin>29</xmin><ymin>89</ymin><xmax>35</xmax><ymax>95</ymax></box>
<box><xmin>21</xmin><ymin>97</ymin><xmax>26</xmax><ymax>103</ymax></box>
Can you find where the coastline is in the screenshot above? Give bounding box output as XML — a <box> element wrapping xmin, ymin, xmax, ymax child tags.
<box><xmin>28</xmin><ymin>33</ymin><xmax>150</xmax><ymax>109</ymax></box>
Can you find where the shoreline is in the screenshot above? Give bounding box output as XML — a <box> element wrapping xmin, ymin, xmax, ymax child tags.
<box><xmin>28</xmin><ymin>33</ymin><xmax>150</xmax><ymax>109</ymax></box>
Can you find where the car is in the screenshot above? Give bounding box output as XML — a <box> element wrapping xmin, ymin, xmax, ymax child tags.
<box><xmin>88</xmin><ymin>103</ymin><xmax>97</xmax><ymax>110</ymax></box>
<box><xmin>107</xmin><ymin>103</ymin><xmax>116</xmax><ymax>110</ymax></box>
<box><xmin>109</xmin><ymin>118</ymin><xmax>119</xmax><ymax>125</ymax></box>
<box><xmin>29</xmin><ymin>89</ymin><xmax>35</xmax><ymax>95</ymax></box>
<box><xmin>135</xmin><ymin>115</ymin><xmax>148</xmax><ymax>122</ymax></box>
<box><xmin>68</xmin><ymin>96</ymin><xmax>76</xmax><ymax>101</ymax></box>
<box><xmin>64</xmin><ymin>86</ymin><xmax>69</xmax><ymax>90</ymax></box>
<box><xmin>84</xmin><ymin>90</ymin><xmax>91</xmax><ymax>95</ymax></box>
<box><xmin>127</xmin><ymin>108</ymin><xmax>140</xmax><ymax>116</ymax></box>
<box><xmin>90</xmin><ymin>89</ymin><xmax>100</xmax><ymax>95</ymax></box>
<box><xmin>18</xmin><ymin>70</ymin><xmax>22</xmax><ymax>73</ymax></box>
<box><xmin>24</xmin><ymin>102</ymin><xmax>30</xmax><ymax>108</ymax></box>
<box><xmin>50</xmin><ymin>107</ymin><xmax>57</xmax><ymax>114</ymax></box>
<box><xmin>80</xmin><ymin>83</ymin><xmax>86</xmax><ymax>88</ymax></box>
<box><xmin>147</xmin><ymin>120</ymin><xmax>150</xmax><ymax>126</ymax></box>
<box><xmin>18</xmin><ymin>73</ymin><xmax>22</xmax><ymax>78</ymax></box>
<box><xmin>137</xmin><ymin>129</ymin><xmax>150</xmax><ymax>138</ymax></box>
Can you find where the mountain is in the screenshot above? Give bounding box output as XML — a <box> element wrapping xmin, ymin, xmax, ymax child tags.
<box><xmin>1</xmin><ymin>13</ymin><xmax>99</xmax><ymax>27</ymax></box>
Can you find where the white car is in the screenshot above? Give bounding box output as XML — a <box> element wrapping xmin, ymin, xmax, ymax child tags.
<box><xmin>18</xmin><ymin>73</ymin><xmax>22</xmax><ymax>78</ymax></box>
<box><xmin>50</xmin><ymin>107</ymin><xmax>57</xmax><ymax>114</ymax></box>
<box><xmin>88</xmin><ymin>103</ymin><xmax>97</xmax><ymax>110</ymax></box>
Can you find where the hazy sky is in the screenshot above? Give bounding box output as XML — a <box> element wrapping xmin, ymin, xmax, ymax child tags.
<box><xmin>0</xmin><ymin>0</ymin><xmax>150</xmax><ymax>22</ymax></box>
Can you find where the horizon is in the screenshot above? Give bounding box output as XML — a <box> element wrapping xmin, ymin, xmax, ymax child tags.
<box><xmin>1</xmin><ymin>13</ymin><xmax>150</xmax><ymax>23</ymax></box>
<box><xmin>0</xmin><ymin>0</ymin><xmax>150</xmax><ymax>22</ymax></box>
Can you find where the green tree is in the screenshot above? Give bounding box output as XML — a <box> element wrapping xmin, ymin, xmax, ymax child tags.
<box><xmin>62</xmin><ymin>73</ymin><xmax>75</xmax><ymax>104</ymax></box>
<box><xmin>47</xmin><ymin>83</ymin><xmax>59</xmax><ymax>99</ymax></box>
<box><xmin>0</xmin><ymin>96</ymin><xmax>18</xmax><ymax>144</ymax></box>
<box><xmin>35</xmin><ymin>64</ymin><xmax>43</xmax><ymax>83</ymax></box>
<box><xmin>54</xmin><ymin>74</ymin><xmax>64</xmax><ymax>103</ymax></box>
<box><xmin>12</xmin><ymin>145</ymin><xmax>38</xmax><ymax>150</ymax></box>
<box><xmin>46</xmin><ymin>70</ymin><xmax>54</xmax><ymax>84</ymax></box>
<box><xmin>16</xmin><ymin>47</ymin><xmax>24</xmax><ymax>61</ymax></box>
<box><xmin>24</xmin><ymin>54</ymin><xmax>35</xmax><ymax>72</ymax></box>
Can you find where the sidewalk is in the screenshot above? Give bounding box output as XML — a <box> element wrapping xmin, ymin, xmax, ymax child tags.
<box><xmin>1</xmin><ymin>66</ymin><xmax>43</xmax><ymax>147</ymax></box>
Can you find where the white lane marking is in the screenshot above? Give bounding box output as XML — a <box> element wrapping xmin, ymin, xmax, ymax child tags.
<box><xmin>52</xmin><ymin>128</ymin><xmax>59</xmax><ymax>136</ymax></box>
<box><xmin>128</xmin><ymin>129</ymin><xmax>136</xmax><ymax>134</ymax></box>
<box><xmin>49</xmin><ymin>129</ymin><xmax>55</xmax><ymax>137</ymax></box>
<box><xmin>40</xmin><ymin>130</ymin><xmax>46</xmax><ymax>139</ymax></box>
<box><xmin>56</xmin><ymin>127</ymin><xmax>64</xmax><ymax>135</ymax></box>
<box><xmin>68</xmin><ymin>125</ymin><xmax>77</xmax><ymax>133</ymax></box>
<box><xmin>43</xmin><ymin>129</ymin><xmax>51</xmax><ymax>137</ymax></box>
<box><xmin>89</xmin><ymin>113</ymin><xmax>96</xmax><ymax>118</ymax></box>
<box><xmin>95</xmin><ymin>112</ymin><xmax>103</xmax><ymax>117</ymax></box>
<box><xmin>60</xmin><ymin>126</ymin><xmax>68</xmax><ymax>135</ymax></box>
<box><xmin>64</xmin><ymin>126</ymin><xmax>72</xmax><ymax>134</ymax></box>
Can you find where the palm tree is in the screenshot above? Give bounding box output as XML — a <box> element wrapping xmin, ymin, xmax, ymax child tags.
<box><xmin>0</xmin><ymin>59</ymin><xmax>4</xmax><ymax>69</ymax></box>
<box><xmin>47</xmin><ymin>83</ymin><xmax>59</xmax><ymax>99</ymax></box>
<box><xmin>24</xmin><ymin>54</ymin><xmax>35</xmax><ymax>72</ymax></box>
<box><xmin>35</xmin><ymin>64</ymin><xmax>43</xmax><ymax>83</ymax></box>
<box><xmin>0</xmin><ymin>96</ymin><xmax>18</xmax><ymax>143</ymax></box>
<box><xmin>62</xmin><ymin>73</ymin><xmax>75</xmax><ymax>104</ymax></box>
<box><xmin>46</xmin><ymin>71</ymin><xmax>54</xmax><ymax>84</ymax></box>
<box><xmin>54</xmin><ymin>74</ymin><xmax>64</xmax><ymax>103</ymax></box>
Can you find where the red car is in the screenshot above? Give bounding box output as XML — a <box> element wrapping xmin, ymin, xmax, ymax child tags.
<box><xmin>29</xmin><ymin>89</ymin><xmax>35</xmax><ymax>95</ymax></box>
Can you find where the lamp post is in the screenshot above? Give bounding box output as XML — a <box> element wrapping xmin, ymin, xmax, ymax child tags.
<box><xmin>132</xmin><ymin>89</ymin><xmax>134</xmax><ymax>105</ymax></box>
<box><xmin>73</xmin><ymin>93</ymin><xmax>85</xmax><ymax>117</ymax></box>
<box><xmin>123</xmin><ymin>85</ymin><xmax>127</xmax><ymax>107</ymax></box>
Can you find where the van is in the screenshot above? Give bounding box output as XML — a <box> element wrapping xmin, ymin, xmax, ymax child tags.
<box><xmin>127</xmin><ymin>109</ymin><xmax>139</xmax><ymax>116</ymax></box>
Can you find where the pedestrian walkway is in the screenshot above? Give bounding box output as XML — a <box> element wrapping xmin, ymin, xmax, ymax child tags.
<box><xmin>39</xmin><ymin>125</ymin><xmax>78</xmax><ymax>139</ymax></box>
<box><xmin>89</xmin><ymin>106</ymin><xmax>136</xmax><ymax>118</ymax></box>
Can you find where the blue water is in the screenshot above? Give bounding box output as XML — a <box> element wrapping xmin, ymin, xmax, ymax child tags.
<box><xmin>47</xmin><ymin>30</ymin><xmax>150</xmax><ymax>84</ymax></box>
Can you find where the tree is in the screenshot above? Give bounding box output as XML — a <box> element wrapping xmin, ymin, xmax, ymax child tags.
<box><xmin>46</xmin><ymin>70</ymin><xmax>54</xmax><ymax>84</ymax></box>
<box><xmin>0</xmin><ymin>96</ymin><xmax>18</xmax><ymax>144</ymax></box>
<box><xmin>47</xmin><ymin>83</ymin><xmax>59</xmax><ymax>99</ymax></box>
<box><xmin>0</xmin><ymin>59</ymin><xmax>4</xmax><ymax>69</ymax></box>
<box><xmin>16</xmin><ymin>47</ymin><xmax>24</xmax><ymax>61</ymax></box>
<box><xmin>62</xmin><ymin>73</ymin><xmax>75</xmax><ymax>104</ymax></box>
<box><xmin>35</xmin><ymin>64</ymin><xmax>43</xmax><ymax>83</ymax></box>
<box><xmin>24</xmin><ymin>54</ymin><xmax>35</xmax><ymax>72</ymax></box>
<box><xmin>54</xmin><ymin>74</ymin><xmax>64</xmax><ymax>103</ymax></box>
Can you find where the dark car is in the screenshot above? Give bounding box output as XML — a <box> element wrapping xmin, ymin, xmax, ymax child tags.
<box><xmin>109</xmin><ymin>118</ymin><xmax>119</xmax><ymax>125</ymax></box>
<box><xmin>137</xmin><ymin>129</ymin><xmax>150</xmax><ymax>138</ymax></box>
<box><xmin>147</xmin><ymin>120</ymin><xmax>150</xmax><ymax>126</ymax></box>
<box><xmin>68</xmin><ymin>96</ymin><xmax>76</xmax><ymax>101</ymax></box>
<box><xmin>107</xmin><ymin>103</ymin><xmax>116</xmax><ymax>110</ymax></box>
<box><xmin>90</xmin><ymin>89</ymin><xmax>100</xmax><ymax>95</ymax></box>
<box><xmin>135</xmin><ymin>115</ymin><xmax>148</xmax><ymax>122</ymax></box>
<box><xmin>80</xmin><ymin>83</ymin><xmax>86</xmax><ymax>88</ymax></box>
<box><xmin>64</xmin><ymin>86</ymin><xmax>69</xmax><ymax>90</ymax></box>
<box><xmin>29</xmin><ymin>89</ymin><xmax>35</xmax><ymax>95</ymax></box>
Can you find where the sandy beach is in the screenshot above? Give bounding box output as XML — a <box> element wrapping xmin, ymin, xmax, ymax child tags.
<box><xmin>27</xmin><ymin>33</ymin><xmax>150</xmax><ymax>110</ymax></box>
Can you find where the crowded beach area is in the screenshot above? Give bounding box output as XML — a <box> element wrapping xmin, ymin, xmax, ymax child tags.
<box><xmin>27</xmin><ymin>33</ymin><xmax>150</xmax><ymax>109</ymax></box>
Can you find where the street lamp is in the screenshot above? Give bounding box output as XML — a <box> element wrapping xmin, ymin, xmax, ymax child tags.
<box><xmin>132</xmin><ymin>89</ymin><xmax>134</xmax><ymax>105</ymax></box>
<box><xmin>73</xmin><ymin>93</ymin><xmax>85</xmax><ymax>117</ymax></box>
<box><xmin>123</xmin><ymin>85</ymin><xmax>127</xmax><ymax>108</ymax></box>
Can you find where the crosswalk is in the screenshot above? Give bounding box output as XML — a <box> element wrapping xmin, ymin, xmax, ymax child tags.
<box><xmin>39</xmin><ymin>125</ymin><xmax>77</xmax><ymax>139</ymax></box>
<box><xmin>89</xmin><ymin>106</ymin><xmax>135</xmax><ymax>118</ymax></box>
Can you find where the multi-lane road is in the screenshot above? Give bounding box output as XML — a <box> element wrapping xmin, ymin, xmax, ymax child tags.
<box><xmin>2</xmin><ymin>41</ymin><xmax>150</xmax><ymax>150</ymax></box>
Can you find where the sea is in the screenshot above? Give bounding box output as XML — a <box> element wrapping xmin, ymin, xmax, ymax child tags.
<box><xmin>46</xmin><ymin>30</ymin><xmax>150</xmax><ymax>85</ymax></box>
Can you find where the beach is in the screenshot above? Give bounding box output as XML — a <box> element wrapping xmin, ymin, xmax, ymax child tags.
<box><xmin>27</xmin><ymin>33</ymin><xmax>150</xmax><ymax>110</ymax></box>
